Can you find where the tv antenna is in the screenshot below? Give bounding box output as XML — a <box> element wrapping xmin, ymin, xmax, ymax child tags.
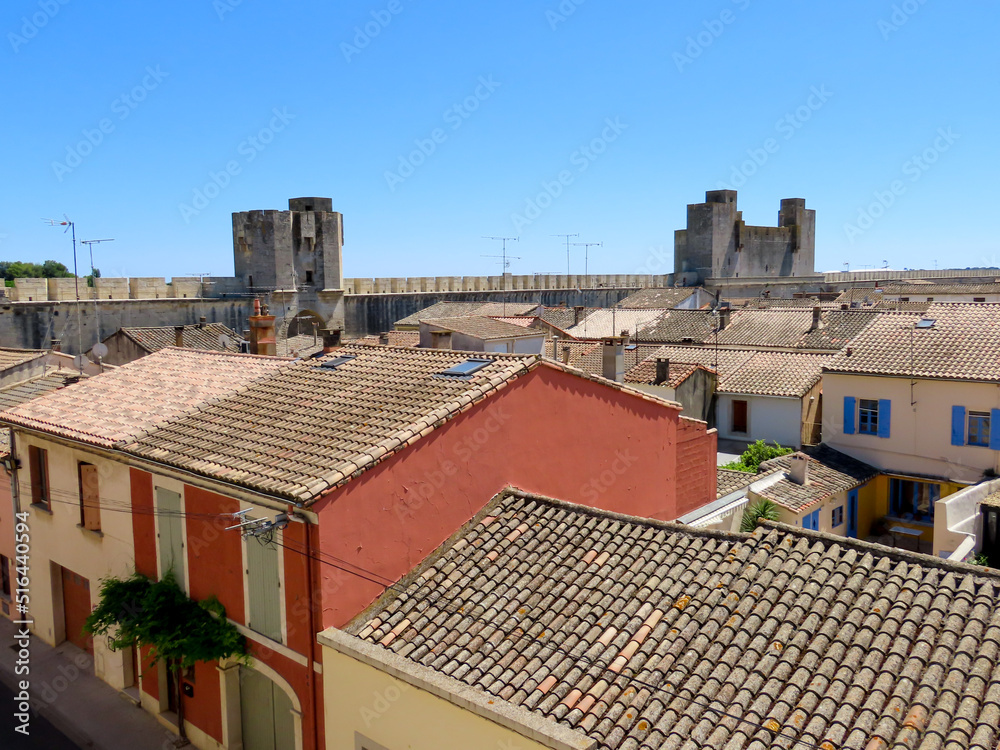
<box><xmin>572</xmin><ymin>241</ymin><xmax>602</xmax><ymax>280</ymax></box>
<box><xmin>81</xmin><ymin>238</ymin><xmax>114</xmax><ymax>352</ymax></box>
<box><xmin>42</xmin><ymin>215</ymin><xmax>85</xmax><ymax>372</ymax></box>
<box><xmin>551</xmin><ymin>233</ymin><xmax>578</xmax><ymax>276</ymax></box>
<box><xmin>481</xmin><ymin>236</ymin><xmax>520</xmax><ymax>269</ymax></box>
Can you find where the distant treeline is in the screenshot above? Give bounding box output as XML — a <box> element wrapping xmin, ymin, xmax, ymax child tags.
<box><xmin>0</xmin><ymin>260</ymin><xmax>74</xmax><ymax>280</ymax></box>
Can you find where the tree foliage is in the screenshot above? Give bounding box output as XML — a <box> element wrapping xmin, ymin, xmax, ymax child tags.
<box><xmin>740</xmin><ymin>498</ymin><xmax>782</xmax><ymax>532</ymax></box>
<box><xmin>721</xmin><ymin>439</ymin><xmax>794</xmax><ymax>474</ymax></box>
<box><xmin>84</xmin><ymin>571</ymin><xmax>248</xmax><ymax>669</ymax></box>
<box><xmin>0</xmin><ymin>260</ymin><xmax>74</xmax><ymax>281</ymax></box>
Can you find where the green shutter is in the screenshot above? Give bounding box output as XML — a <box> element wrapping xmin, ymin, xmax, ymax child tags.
<box><xmin>155</xmin><ymin>488</ymin><xmax>185</xmax><ymax>589</ymax></box>
<box><xmin>240</xmin><ymin>667</ymin><xmax>276</xmax><ymax>750</ymax></box>
<box><xmin>247</xmin><ymin>535</ymin><xmax>282</xmax><ymax>641</ymax></box>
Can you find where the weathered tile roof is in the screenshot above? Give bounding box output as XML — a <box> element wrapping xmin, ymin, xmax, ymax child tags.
<box><xmin>421</xmin><ymin>316</ymin><xmax>544</xmax><ymax>340</ymax></box>
<box><xmin>824</xmin><ymin>303</ymin><xmax>1000</xmax><ymax>381</ymax></box>
<box><xmin>396</xmin><ymin>301</ymin><xmax>539</xmax><ymax>327</ymax></box>
<box><xmin>539</xmin><ymin>306</ymin><xmax>601</xmax><ymax>331</ymax></box>
<box><xmin>118</xmin><ymin>323</ymin><xmax>243</xmax><ymax>353</ymax></box>
<box><xmin>714</xmin><ymin>308</ymin><xmax>881</xmax><ymax>350</ymax></box>
<box><xmin>350</xmin><ymin>331</ymin><xmax>421</xmax><ymax>349</ymax></box>
<box><xmin>564</xmin><ymin>309</ymin><xmax>671</xmax><ymax>340</ymax></box>
<box><xmin>0</xmin><ymin>369</ymin><xmax>88</xmax><ymax>455</ymax></box>
<box><xmin>622</xmin><ymin>359</ymin><xmax>713</xmax><ymax>390</ymax></box>
<box><xmin>0</xmin><ymin>347</ymin><xmax>48</xmax><ymax>370</ymax></box>
<box><xmin>633</xmin><ymin>310</ymin><xmax>717</xmax><ymax>344</ymax></box>
<box><xmin>980</xmin><ymin>491</ymin><xmax>1000</xmax><ymax>509</ymax></box>
<box><xmin>545</xmin><ymin>341</ymin><xmax>664</xmax><ymax>379</ymax></box>
<box><xmin>123</xmin><ymin>346</ymin><xmax>541</xmax><ymax>501</ymax></box>
<box><xmin>755</xmin><ymin>445</ymin><xmax>880</xmax><ymax>512</ymax></box>
<box><xmin>488</xmin><ymin>316</ymin><xmax>537</xmax><ymax>328</ymax></box>
<box><xmin>833</xmin><ymin>288</ymin><xmax>884</xmax><ymax>305</ymax></box>
<box><xmin>615</xmin><ymin>288</ymin><xmax>698</xmax><ymax>309</ymax></box>
<box><xmin>0</xmin><ymin>348</ymin><xmax>290</xmax><ymax>447</ymax></box>
<box><xmin>625</xmin><ymin>346</ymin><xmax>754</xmax><ymax>385</ymax></box>
<box><xmin>882</xmin><ymin>282</ymin><xmax>1000</xmax><ymax>296</ymax></box>
<box><xmin>716</xmin><ymin>351</ymin><xmax>830</xmax><ymax>398</ymax></box>
<box><xmin>716</xmin><ymin>468</ymin><xmax>758</xmax><ymax>498</ymax></box>
<box><xmin>724</xmin><ymin>297</ymin><xmax>831</xmax><ymax>309</ymax></box>
<box><xmin>275</xmin><ymin>333</ymin><xmax>325</xmax><ymax>358</ymax></box>
<box><xmin>349</xmin><ymin>490</ymin><xmax>1000</xmax><ymax>750</ymax></box>
<box><xmin>873</xmin><ymin>300</ymin><xmax>933</xmax><ymax>312</ymax></box>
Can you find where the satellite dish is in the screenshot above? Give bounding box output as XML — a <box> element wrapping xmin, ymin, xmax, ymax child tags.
<box><xmin>73</xmin><ymin>354</ymin><xmax>86</xmax><ymax>370</ymax></box>
<box><xmin>218</xmin><ymin>334</ymin><xmax>231</xmax><ymax>349</ymax></box>
<box><xmin>92</xmin><ymin>342</ymin><xmax>108</xmax><ymax>358</ymax></box>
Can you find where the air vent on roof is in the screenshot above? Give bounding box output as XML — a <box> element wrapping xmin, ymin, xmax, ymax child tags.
<box><xmin>439</xmin><ymin>358</ymin><xmax>491</xmax><ymax>377</ymax></box>
<box><xmin>317</xmin><ymin>355</ymin><xmax>356</xmax><ymax>369</ymax></box>
<box><xmin>915</xmin><ymin>318</ymin><xmax>936</xmax><ymax>329</ymax></box>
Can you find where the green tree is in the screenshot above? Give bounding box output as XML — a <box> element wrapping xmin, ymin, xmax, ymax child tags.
<box><xmin>721</xmin><ymin>440</ymin><xmax>794</xmax><ymax>473</ymax></box>
<box><xmin>740</xmin><ymin>498</ymin><xmax>782</xmax><ymax>532</ymax></box>
<box><xmin>0</xmin><ymin>259</ymin><xmax>75</xmax><ymax>281</ymax></box>
<box><xmin>84</xmin><ymin>571</ymin><xmax>248</xmax><ymax>742</ymax></box>
<box><xmin>40</xmin><ymin>259</ymin><xmax>73</xmax><ymax>278</ymax></box>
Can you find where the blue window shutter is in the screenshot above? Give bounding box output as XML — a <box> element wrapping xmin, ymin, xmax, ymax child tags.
<box><xmin>952</xmin><ymin>406</ymin><xmax>967</xmax><ymax>446</ymax></box>
<box><xmin>991</xmin><ymin>409</ymin><xmax>1000</xmax><ymax>450</ymax></box>
<box><xmin>844</xmin><ymin>397</ymin><xmax>856</xmax><ymax>435</ymax></box>
<box><xmin>877</xmin><ymin>399</ymin><xmax>891</xmax><ymax>439</ymax></box>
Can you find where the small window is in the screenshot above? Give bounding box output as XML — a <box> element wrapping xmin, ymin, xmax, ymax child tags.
<box><xmin>78</xmin><ymin>462</ymin><xmax>101</xmax><ymax>532</ymax></box>
<box><xmin>900</xmin><ymin>297</ymin><xmax>910</xmax><ymax>302</ymax></box>
<box><xmin>832</xmin><ymin>506</ymin><xmax>844</xmax><ymax>527</ymax></box>
<box><xmin>915</xmin><ymin>318</ymin><xmax>936</xmax><ymax>329</ymax></box>
<box><xmin>28</xmin><ymin>446</ymin><xmax>50</xmax><ymax>510</ymax></box>
<box><xmin>0</xmin><ymin>554</ymin><xmax>10</xmax><ymax>599</ymax></box>
<box><xmin>890</xmin><ymin>478</ymin><xmax>939</xmax><ymax>523</ymax></box>
<box><xmin>317</xmin><ymin>355</ymin><xmax>356</xmax><ymax>370</ymax></box>
<box><xmin>974</xmin><ymin>297</ymin><xmax>986</xmax><ymax>303</ymax></box>
<box><xmin>439</xmin><ymin>359</ymin><xmax>491</xmax><ymax>377</ymax></box>
<box><xmin>969</xmin><ymin>411</ymin><xmax>991</xmax><ymax>447</ymax></box>
<box><xmin>858</xmin><ymin>399</ymin><xmax>879</xmax><ymax>435</ymax></box>
<box><xmin>926</xmin><ymin>297</ymin><xmax>934</xmax><ymax>302</ymax></box>
<box><xmin>305</xmin><ymin>271</ymin><xmax>314</xmax><ymax>284</ymax></box>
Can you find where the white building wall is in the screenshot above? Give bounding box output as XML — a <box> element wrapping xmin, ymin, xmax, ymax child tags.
<box><xmin>716</xmin><ymin>394</ymin><xmax>802</xmax><ymax>448</ymax></box>
<box><xmin>823</xmin><ymin>373</ymin><xmax>1000</xmax><ymax>483</ymax></box>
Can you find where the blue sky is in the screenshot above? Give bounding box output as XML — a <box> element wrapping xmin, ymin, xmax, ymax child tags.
<box><xmin>2</xmin><ymin>0</ymin><xmax>997</xmax><ymax>279</ymax></box>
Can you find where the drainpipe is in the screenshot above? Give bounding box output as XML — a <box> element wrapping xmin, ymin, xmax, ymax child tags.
<box><xmin>8</xmin><ymin>428</ymin><xmax>21</xmax><ymax>519</ymax></box>
<box><xmin>301</xmin><ymin>515</ymin><xmax>321</xmax><ymax>750</ymax></box>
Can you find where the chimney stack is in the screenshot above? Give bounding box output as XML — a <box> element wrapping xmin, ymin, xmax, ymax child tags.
<box><xmin>174</xmin><ymin>326</ymin><xmax>185</xmax><ymax>348</ymax></box>
<box><xmin>654</xmin><ymin>358</ymin><xmax>670</xmax><ymax>386</ymax></box>
<box><xmin>378</xmin><ymin>332</ymin><xmax>390</xmax><ymax>345</ymax></box>
<box><xmin>788</xmin><ymin>453</ymin><xmax>809</xmax><ymax>486</ymax></box>
<box><xmin>561</xmin><ymin>345</ymin><xmax>572</xmax><ymax>365</ymax></box>
<box><xmin>249</xmin><ymin>300</ymin><xmax>277</xmax><ymax>356</ymax></box>
<box><xmin>719</xmin><ymin>307</ymin><xmax>731</xmax><ymax>330</ymax></box>
<box><xmin>573</xmin><ymin>306</ymin><xmax>585</xmax><ymax>326</ymax></box>
<box><xmin>198</xmin><ymin>316</ymin><xmax>207</xmax><ymax>328</ymax></box>
<box><xmin>50</xmin><ymin>338</ymin><xmax>61</xmax><ymax>352</ymax></box>
<box><xmin>321</xmin><ymin>328</ymin><xmax>343</xmax><ymax>353</ymax></box>
<box><xmin>620</xmin><ymin>329</ymin><xmax>631</xmax><ymax>346</ymax></box>
<box><xmin>602</xmin><ymin>336</ymin><xmax>626</xmax><ymax>383</ymax></box>
<box><xmin>810</xmin><ymin>305</ymin><xmax>821</xmax><ymax>331</ymax></box>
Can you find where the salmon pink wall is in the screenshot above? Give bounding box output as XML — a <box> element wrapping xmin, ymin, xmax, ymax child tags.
<box><xmin>184</xmin><ymin>486</ymin><xmax>243</xmax><ymax>623</ymax></box>
<box><xmin>313</xmin><ymin>365</ymin><xmax>717</xmax><ymax>629</ymax></box>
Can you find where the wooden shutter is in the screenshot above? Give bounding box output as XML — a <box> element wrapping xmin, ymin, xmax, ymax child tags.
<box><xmin>843</xmin><ymin>397</ymin><xmax>855</xmax><ymax>435</ymax></box>
<box><xmin>991</xmin><ymin>409</ymin><xmax>1000</xmax><ymax>451</ymax></box>
<box><xmin>877</xmin><ymin>399</ymin><xmax>892</xmax><ymax>439</ymax></box>
<box><xmin>246</xmin><ymin>534</ymin><xmax>282</xmax><ymax>642</ymax></box>
<box><xmin>29</xmin><ymin>446</ymin><xmax>48</xmax><ymax>507</ymax></box>
<box><xmin>155</xmin><ymin>488</ymin><xmax>185</xmax><ymax>588</ymax></box>
<box><xmin>78</xmin><ymin>463</ymin><xmax>101</xmax><ymax>531</ymax></box>
<box><xmin>951</xmin><ymin>406</ymin><xmax>966</xmax><ymax>446</ymax></box>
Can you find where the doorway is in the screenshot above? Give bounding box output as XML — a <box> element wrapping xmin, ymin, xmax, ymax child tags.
<box><xmin>731</xmin><ymin>400</ymin><xmax>748</xmax><ymax>434</ymax></box>
<box><xmin>240</xmin><ymin>666</ymin><xmax>295</xmax><ymax>750</ymax></box>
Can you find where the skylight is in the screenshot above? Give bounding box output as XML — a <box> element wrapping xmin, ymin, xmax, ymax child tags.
<box><xmin>439</xmin><ymin>358</ymin><xmax>491</xmax><ymax>377</ymax></box>
<box><xmin>915</xmin><ymin>318</ymin><xmax>936</xmax><ymax>329</ymax></box>
<box><xmin>317</xmin><ymin>355</ymin><xmax>356</xmax><ymax>369</ymax></box>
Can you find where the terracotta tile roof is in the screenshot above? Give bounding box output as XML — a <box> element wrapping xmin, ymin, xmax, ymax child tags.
<box><xmin>873</xmin><ymin>300</ymin><xmax>932</xmax><ymax>312</ymax></box>
<box><xmin>545</xmin><ymin>341</ymin><xmax>663</xmax><ymax>379</ymax></box>
<box><xmin>349</xmin><ymin>489</ymin><xmax>1000</xmax><ymax>750</ymax></box>
<box><xmin>117</xmin><ymin>323</ymin><xmax>243</xmax><ymax>353</ymax></box>
<box><xmin>396</xmin><ymin>302</ymin><xmax>539</xmax><ymax>327</ymax></box>
<box><xmin>824</xmin><ymin>303</ymin><xmax>1000</xmax><ymax>381</ymax></box>
<box><xmin>0</xmin><ymin>369</ymin><xmax>88</xmax><ymax>455</ymax></box>
<box><xmin>633</xmin><ymin>309</ymin><xmax>717</xmax><ymax>344</ymax></box>
<box><xmin>723</xmin><ymin>297</ymin><xmax>833</xmax><ymax>309</ymax></box>
<box><xmin>564</xmin><ymin>309</ymin><xmax>671</xmax><ymax>340</ymax></box>
<box><xmin>624</xmin><ymin>347</ymin><xmax>755</xmax><ymax>385</ymax></box>
<box><xmin>349</xmin><ymin>331</ymin><xmax>421</xmax><ymax>349</ymax></box>
<box><xmin>755</xmin><ymin>445</ymin><xmax>879</xmax><ymax>512</ymax></box>
<box><xmin>0</xmin><ymin>348</ymin><xmax>290</xmax><ymax>447</ymax></box>
<box><xmin>622</xmin><ymin>359</ymin><xmax>713</xmax><ymax>390</ymax></box>
<box><xmin>717</xmin><ymin>351</ymin><xmax>829</xmax><ymax>398</ymax></box>
<box><xmin>275</xmin><ymin>333</ymin><xmax>325</xmax><ymax>358</ymax></box>
<box><xmin>833</xmin><ymin>288</ymin><xmax>884</xmax><ymax>305</ymax></box>
<box><xmin>123</xmin><ymin>346</ymin><xmax>541</xmax><ymax>501</ymax></box>
<box><xmin>716</xmin><ymin>468</ymin><xmax>758</xmax><ymax>498</ymax></box>
<box><xmin>421</xmin><ymin>316</ymin><xmax>544</xmax><ymax>340</ymax></box>
<box><xmin>714</xmin><ymin>308</ymin><xmax>881</xmax><ymax>350</ymax></box>
<box><xmin>538</xmin><ymin>307</ymin><xmax>601</xmax><ymax>330</ymax></box>
<box><xmin>0</xmin><ymin>347</ymin><xmax>48</xmax><ymax>370</ymax></box>
<box><xmin>488</xmin><ymin>316</ymin><xmax>537</xmax><ymax>328</ymax></box>
<box><xmin>615</xmin><ymin>287</ymin><xmax>697</xmax><ymax>309</ymax></box>
<box><xmin>882</xmin><ymin>282</ymin><xmax>1000</xmax><ymax>296</ymax></box>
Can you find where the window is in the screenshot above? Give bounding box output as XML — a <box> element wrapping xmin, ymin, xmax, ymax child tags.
<box><xmin>156</xmin><ymin>488</ymin><xmax>185</xmax><ymax>590</ymax></box>
<box><xmin>28</xmin><ymin>446</ymin><xmax>50</xmax><ymax>510</ymax></box>
<box><xmin>802</xmin><ymin>509</ymin><xmax>820</xmax><ymax>531</ymax></box>
<box><xmin>78</xmin><ymin>462</ymin><xmax>101</xmax><ymax>532</ymax></box>
<box><xmin>304</xmin><ymin>270</ymin><xmax>314</xmax><ymax>284</ymax></box>
<box><xmin>246</xmin><ymin>531</ymin><xmax>282</xmax><ymax>642</ymax></box>
<box><xmin>974</xmin><ymin>297</ymin><xmax>986</xmax><ymax>303</ymax></box>
<box><xmin>732</xmin><ymin>400</ymin><xmax>748</xmax><ymax>434</ymax></box>
<box><xmin>439</xmin><ymin>359</ymin><xmax>491</xmax><ymax>377</ymax></box>
<box><xmin>831</xmin><ymin>506</ymin><xmax>844</xmax><ymax>527</ymax></box>
<box><xmin>858</xmin><ymin>399</ymin><xmax>879</xmax><ymax>435</ymax></box>
<box><xmin>969</xmin><ymin>411</ymin><xmax>991</xmax><ymax>447</ymax></box>
<box><xmin>889</xmin><ymin>478</ymin><xmax>939</xmax><ymax>523</ymax></box>
<box><xmin>0</xmin><ymin>555</ymin><xmax>10</xmax><ymax>599</ymax></box>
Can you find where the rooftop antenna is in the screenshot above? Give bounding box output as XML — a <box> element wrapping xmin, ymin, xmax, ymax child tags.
<box><xmin>42</xmin><ymin>215</ymin><xmax>84</xmax><ymax>372</ymax></box>
<box><xmin>843</xmin><ymin>261</ymin><xmax>850</xmax><ymax>272</ymax></box>
<box><xmin>482</xmin><ymin>236</ymin><xmax>520</xmax><ymax>314</ymax></box>
<box><xmin>572</xmin><ymin>241</ymin><xmax>602</xmax><ymax>280</ymax></box>
<box><xmin>81</xmin><ymin>238</ymin><xmax>114</xmax><ymax>356</ymax></box>
<box><xmin>551</xmin><ymin>233</ymin><xmax>578</xmax><ymax>276</ymax></box>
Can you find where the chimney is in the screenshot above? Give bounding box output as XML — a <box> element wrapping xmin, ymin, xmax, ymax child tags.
<box><xmin>174</xmin><ymin>325</ymin><xmax>185</xmax><ymax>348</ymax></box>
<box><xmin>198</xmin><ymin>316</ymin><xmax>207</xmax><ymax>328</ymax></box>
<box><xmin>249</xmin><ymin>300</ymin><xmax>277</xmax><ymax>356</ymax></box>
<box><xmin>841</xmin><ymin>303</ymin><xmax>849</xmax><ymax>310</ymax></box>
<box><xmin>573</xmin><ymin>306</ymin><xmax>585</xmax><ymax>325</ymax></box>
<box><xmin>809</xmin><ymin>306</ymin><xmax>821</xmax><ymax>331</ymax></box>
<box><xmin>620</xmin><ymin>329</ymin><xmax>631</xmax><ymax>346</ymax></box>
<box><xmin>378</xmin><ymin>332</ymin><xmax>390</xmax><ymax>345</ymax></box>
<box><xmin>719</xmin><ymin>307</ymin><xmax>731</xmax><ymax>330</ymax></box>
<box><xmin>788</xmin><ymin>453</ymin><xmax>809</xmax><ymax>486</ymax></box>
<box><xmin>602</xmin><ymin>336</ymin><xmax>625</xmax><ymax>383</ymax></box>
<box><xmin>321</xmin><ymin>328</ymin><xmax>343</xmax><ymax>353</ymax></box>
<box><xmin>845</xmin><ymin>346</ymin><xmax>853</xmax><ymax>357</ymax></box>
<box><xmin>654</xmin><ymin>358</ymin><xmax>670</xmax><ymax>386</ymax></box>
<box><xmin>561</xmin><ymin>345</ymin><xmax>571</xmax><ymax>365</ymax></box>
<box><xmin>50</xmin><ymin>338</ymin><xmax>61</xmax><ymax>352</ymax></box>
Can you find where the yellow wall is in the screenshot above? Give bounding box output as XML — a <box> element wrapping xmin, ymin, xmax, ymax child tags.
<box><xmin>15</xmin><ymin>433</ymin><xmax>136</xmax><ymax>688</ymax></box>
<box><xmin>322</xmin><ymin>643</ymin><xmax>566</xmax><ymax>750</ymax></box>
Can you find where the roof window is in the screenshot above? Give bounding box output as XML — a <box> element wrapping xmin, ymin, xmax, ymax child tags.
<box><xmin>317</xmin><ymin>355</ymin><xmax>356</xmax><ymax>370</ymax></box>
<box><xmin>915</xmin><ymin>318</ymin><xmax>936</xmax><ymax>329</ymax></box>
<box><xmin>439</xmin><ymin>358</ymin><xmax>491</xmax><ymax>377</ymax></box>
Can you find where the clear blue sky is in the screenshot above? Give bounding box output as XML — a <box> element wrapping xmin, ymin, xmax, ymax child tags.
<box><xmin>2</xmin><ymin>0</ymin><xmax>998</xmax><ymax>279</ymax></box>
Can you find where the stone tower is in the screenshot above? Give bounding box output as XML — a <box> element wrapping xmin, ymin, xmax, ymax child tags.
<box><xmin>232</xmin><ymin>197</ymin><xmax>344</xmax><ymax>293</ymax></box>
<box><xmin>674</xmin><ymin>190</ymin><xmax>815</xmax><ymax>286</ymax></box>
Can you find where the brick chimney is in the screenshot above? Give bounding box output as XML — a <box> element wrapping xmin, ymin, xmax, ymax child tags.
<box><xmin>321</xmin><ymin>328</ymin><xmax>343</xmax><ymax>353</ymax></box>
<box><xmin>378</xmin><ymin>332</ymin><xmax>390</xmax><ymax>345</ymax></box>
<box><xmin>249</xmin><ymin>299</ymin><xmax>277</xmax><ymax>356</ymax></box>
<box><xmin>788</xmin><ymin>453</ymin><xmax>809</xmax><ymax>485</ymax></box>
<box><xmin>602</xmin><ymin>336</ymin><xmax>626</xmax><ymax>383</ymax></box>
<box><xmin>198</xmin><ymin>316</ymin><xmax>207</xmax><ymax>328</ymax></box>
<box><xmin>573</xmin><ymin>306</ymin><xmax>585</xmax><ymax>326</ymax></box>
<box><xmin>719</xmin><ymin>307</ymin><xmax>731</xmax><ymax>330</ymax></box>
<box><xmin>809</xmin><ymin>305</ymin><xmax>821</xmax><ymax>331</ymax></box>
<box><xmin>174</xmin><ymin>326</ymin><xmax>185</xmax><ymax>348</ymax></box>
<box><xmin>654</xmin><ymin>358</ymin><xmax>670</xmax><ymax>386</ymax></box>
